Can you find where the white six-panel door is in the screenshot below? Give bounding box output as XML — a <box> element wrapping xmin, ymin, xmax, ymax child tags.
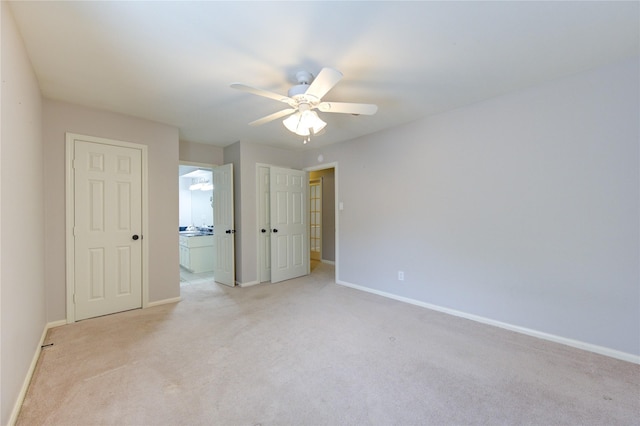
<box><xmin>270</xmin><ymin>167</ymin><xmax>309</xmax><ymax>283</ymax></box>
<box><xmin>213</xmin><ymin>163</ymin><xmax>235</xmax><ymax>286</ymax></box>
<box><xmin>72</xmin><ymin>138</ymin><xmax>143</xmax><ymax>321</ymax></box>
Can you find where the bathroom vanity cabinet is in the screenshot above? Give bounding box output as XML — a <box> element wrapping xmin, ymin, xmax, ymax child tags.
<box><xmin>179</xmin><ymin>234</ymin><xmax>214</xmax><ymax>273</ymax></box>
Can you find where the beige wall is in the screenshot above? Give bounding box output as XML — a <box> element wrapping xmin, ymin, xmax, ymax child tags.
<box><xmin>300</xmin><ymin>58</ymin><xmax>640</xmax><ymax>357</ymax></box>
<box><xmin>1</xmin><ymin>3</ymin><xmax>46</xmax><ymax>423</ymax></box>
<box><xmin>179</xmin><ymin>140</ymin><xmax>224</xmax><ymax>165</ymax></box>
<box><xmin>43</xmin><ymin>100</ymin><xmax>181</xmax><ymax>321</ymax></box>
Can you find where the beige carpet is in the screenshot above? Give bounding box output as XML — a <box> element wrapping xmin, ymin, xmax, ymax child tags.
<box><xmin>17</xmin><ymin>263</ymin><xmax>640</xmax><ymax>425</ymax></box>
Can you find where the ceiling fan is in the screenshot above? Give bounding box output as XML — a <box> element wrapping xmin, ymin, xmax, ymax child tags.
<box><xmin>231</xmin><ymin>67</ymin><xmax>378</xmax><ymax>142</ymax></box>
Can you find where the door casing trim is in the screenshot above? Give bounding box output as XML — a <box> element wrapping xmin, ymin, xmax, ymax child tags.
<box><xmin>65</xmin><ymin>133</ymin><xmax>149</xmax><ymax>323</ymax></box>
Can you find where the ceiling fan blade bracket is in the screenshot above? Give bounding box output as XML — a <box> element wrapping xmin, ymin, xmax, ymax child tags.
<box><xmin>249</xmin><ymin>108</ymin><xmax>297</xmax><ymax>126</ymax></box>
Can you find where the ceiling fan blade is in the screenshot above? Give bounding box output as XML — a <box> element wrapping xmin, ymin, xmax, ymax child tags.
<box><xmin>230</xmin><ymin>83</ymin><xmax>295</xmax><ymax>106</ymax></box>
<box><xmin>305</xmin><ymin>68</ymin><xmax>343</xmax><ymax>100</ymax></box>
<box><xmin>249</xmin><ymin>108</ymin><xmax>296</xmax><ymax>126</ymax></box>
<box><xmin>317</xmin><ymin>102</ymin><xmax>378</xmax><ymax>115</ymax></box>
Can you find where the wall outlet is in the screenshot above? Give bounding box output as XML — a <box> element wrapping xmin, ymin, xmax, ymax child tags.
<box><xmin>398</xmin><ymin>271</ymin><xmax>404</xmax><ymax>281</ymax></box>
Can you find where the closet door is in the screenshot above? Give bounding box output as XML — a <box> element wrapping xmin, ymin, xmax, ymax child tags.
<box><xmin>270</xmin><ymin>166</ymin><xmax>309</xmax><ymax>283</ymax></box>
<box><xmin>213</xmin><ymin>163</ymin><xmax>235</xmax><ymax>286</ymax></box>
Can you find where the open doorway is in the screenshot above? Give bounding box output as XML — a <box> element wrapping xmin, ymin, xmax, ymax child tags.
<box><xmin>308</xmin><ymin>166</ymin><xmax>336</xmax><ymax>274</ymax></box>
<box><xmin>178</xmin><ymin>163</ymin><xmax>214</xmax><ymax>285</ymax></box>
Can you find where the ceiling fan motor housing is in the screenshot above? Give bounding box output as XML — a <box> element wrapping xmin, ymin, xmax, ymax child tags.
<box><xmin>287</xmin><ymin>70</ymin><xmax>314</xmax><ymax>99</ymax></box>
<box><xmin>295</xmin><ymin>70</ymin><xmax>313</xmax><ymax>85</ymax></box>
<box><xmin>288</xmin><ymin>84</ymin><xmax>309</xmax><ymax>98</ymax></box>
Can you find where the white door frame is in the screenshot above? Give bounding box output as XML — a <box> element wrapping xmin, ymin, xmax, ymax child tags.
<box><xmin>303</xmin><ymin>162</ymin><xmax>339</xmax><ymax>282</ymax></box>
<box><xmin>65</xmin><ymin>133</ymin><xmax>149</xmax><ymax>323</ymax></box>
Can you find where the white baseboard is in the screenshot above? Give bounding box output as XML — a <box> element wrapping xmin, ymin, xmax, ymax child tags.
<box><xmin>336</xmin><ymin>279</ymin><xmax>640</xmax><ymax>365</ymax></box>
<box><xmin>239</xmin><ymin>280</ymin><xmax>260</xmax><ymax>287</ymax></box>
<box><xmin>47</xmin><ymin>319</ymin><xmax>67</xmax><ymax>329</ymax></box>
<box><xmin>9</xmin><ymin>320</ymin><xmax>66</xmax><ymax>425</ymax></box>
<box><xmin>147</xmin><ymin>296</ymin><xmax>181</xmax><ymax>308</ymax></box>
<box><xmin>321</xmin><ymin>259</ymin><xmax>335</xmax><ymax>265</ymax></box>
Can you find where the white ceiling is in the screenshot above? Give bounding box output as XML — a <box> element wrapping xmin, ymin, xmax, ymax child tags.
<box><xmin>8</xmin><ymin>1</ymin><xmax>639</xmax><ymax>151</ymax></box>
<box><xmin>179</xmin><ymin>167</ymin><xmax>211</xmax><ymax>179</ymax></box>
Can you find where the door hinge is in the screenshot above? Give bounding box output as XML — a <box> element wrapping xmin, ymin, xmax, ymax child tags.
<box><xmin>73</xmin><ymin>293</ymin><xmax>76</xmax><ymax>303</ymax></box>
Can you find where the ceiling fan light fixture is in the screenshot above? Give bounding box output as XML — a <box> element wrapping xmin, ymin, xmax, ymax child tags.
<box><xmin>283</xmin><ymin>110</ymin><xmax>326</xmax><ymax>136</ymax></box>
<box><xmin>232</xmin><ymin>67</ymin><xmax>377</xmax><ymax>142</ymax></box>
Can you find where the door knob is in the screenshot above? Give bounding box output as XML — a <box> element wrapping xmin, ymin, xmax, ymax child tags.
<box><xmin>132</xmin><ymin>235</ymin><xmax>139</xmax><ymax>240</ymax></box>
<box><xmin>225</xmin><ymin>229</ymin><xmax>231</xmax><ymax>234</ymax></box>
<box><xmin>225</xmin><ymin>229</ymin><xmax>236</xmax><ymax>234</ymax></box>
<box><xmin>272</xmin><ymin>229</ymin><xmax>278</xmax><ymax>233</ymax></box>
<box><xmin>261</xmin><ymin>229</ymin><xmax>267</xmax><ymax>233</ymax></box>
